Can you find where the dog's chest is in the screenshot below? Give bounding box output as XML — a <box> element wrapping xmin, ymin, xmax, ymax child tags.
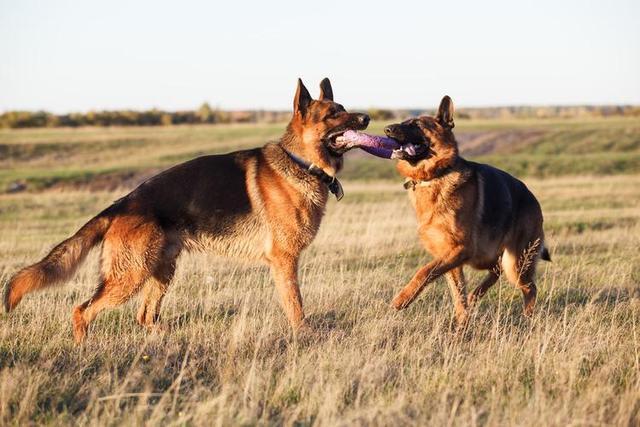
<box><xmin>269</xmin><ymin>193</ymin><xmax>328</xmax><ymax>252</ymax></box>
<box><xmin>408</xmin><ymin>179</ymin><xmax>466</xmax><ymax>247</ymax></box>
<box><xmin>409</xmin><ymin>181</ymin><xmax>454</xmax><ymax>221</ymax></box>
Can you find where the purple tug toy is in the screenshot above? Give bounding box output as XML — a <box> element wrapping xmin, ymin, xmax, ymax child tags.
<box><xmin>336</xmin><ymin>130</ymin><xmax>427</xmax><ymax>159</ymax></box>
<box><xmin>335</xmin><ymin>130</ymin><xmax>400</xmax><ymax>159</ymax></box>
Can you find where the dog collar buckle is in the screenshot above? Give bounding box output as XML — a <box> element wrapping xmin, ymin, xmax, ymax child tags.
<box><xmin>403</xmin><ymin>179</ymin><xmax>416</xmax><ymax>191</ymax></box>
<box><xmin>403</xmin><ymin>167</ymin><xmax>454</xmax><ymax>191</ymax></box>
<box><xmin>328</xmin><ymin>176</ymin><xmax>344</xmax><ymax>201</ymax></box>
<box><xmin>309</xmin><ymin>164</ymin><xmax>344</xmax><ymax>201</ymax></box>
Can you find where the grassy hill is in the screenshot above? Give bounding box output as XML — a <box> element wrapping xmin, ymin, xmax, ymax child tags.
<box><xmin>1</xmin><ymin>116</ymin><xmax>639</xmax><ymax>192</ymax></box>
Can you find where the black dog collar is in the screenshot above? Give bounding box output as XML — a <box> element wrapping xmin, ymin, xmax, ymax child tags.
<box><xmin>403</xmin><ymin>167</ymin><xmax>453</xmax><ymax>190</ymax></box>
<box><xmin>283</xmin><ymin>149</ymin><xmax>344</xmax><ymax>201</ymax></box>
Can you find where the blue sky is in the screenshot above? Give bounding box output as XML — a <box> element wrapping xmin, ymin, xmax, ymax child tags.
<box><xmin>1</xmin><ymin>0</ymin><xmax>638</xmax><ymax>112</ymax></box>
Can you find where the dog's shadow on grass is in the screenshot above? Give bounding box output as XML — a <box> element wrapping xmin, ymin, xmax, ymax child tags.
<box><xmin>166</xmin><ymin>304</ymin><xmax>238</xmax><ymax>329</ymax></box>
<box><xmin>306</xmin><ymin>310</ymin><xmax>341</xmax><ymax>332</ymax></box>
<box><xmin>295</xmin><ymin>310</ymin><xmax>354</xmax><ymax>346</ymax></box>
<box><xmin>469</xmin><ymin>285</ymin><xmax>640</xmax><ymax>333</ymax></box>
<box><xmin>545</xmin><ymin>286</ymin><xmax>639</xmax><ymax>314</ymax></box>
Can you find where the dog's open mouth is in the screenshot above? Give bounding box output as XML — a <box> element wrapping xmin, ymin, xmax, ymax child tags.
<box><xmin>383</xmin><ymin>128</ymin><xmax>431</xmax><ymax>161</ymax></box>
<box><xmin>390</xmin><ymin>142</ymin><xmax>431</xmax><ymax>161</ymax></box>
<box><xmin>324</xmin><ymin>130</ymin><xmax>349</xmax><ymax>156</ymax></box>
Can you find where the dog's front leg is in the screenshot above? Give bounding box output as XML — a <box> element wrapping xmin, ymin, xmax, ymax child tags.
<box><xmin>268</xmin><ymin>250</ymin><xmax>305</xmax><ymax>330</ymax></box>
<box><xmin>391</xmin><ymin>251</ymin><xmax>467</xmax><ymax>310</ymax></box>
<box><xmin>445</xmin><ymin>266</ymin><xmax>469</xmax><ymax>329</ymax></box>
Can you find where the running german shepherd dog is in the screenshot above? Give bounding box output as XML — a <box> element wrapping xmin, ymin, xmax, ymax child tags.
<box><xmin>385</xmin><ymin>96</ymin><xmax>550</xmax><ymax>327</ymax></box>
<box><xmin>4</xmin><ymin>78</ymin><xmax>370</xmax><ymax>342</ymax></box>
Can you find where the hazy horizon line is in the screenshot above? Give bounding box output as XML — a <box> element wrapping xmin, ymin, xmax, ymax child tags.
<box><xmin>2</xmin><ymin>102</ymin><xmax>638</xmax><ymax>116</ymax></box>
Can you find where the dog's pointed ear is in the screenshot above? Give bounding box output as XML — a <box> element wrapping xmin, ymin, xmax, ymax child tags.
<box><xmin>319</xmin><ymin>77</ymin><xmax>334</xmax><ymax>101</ymax></box>
<box><xmin>436</xmin><ymin>95</ymin><xmax>455</xmax><ymax>129</ymax></box>
<box><xmin>293</xmin><ymin>78</ymin><xmax>312</xmax><ymax>116</ymax></box>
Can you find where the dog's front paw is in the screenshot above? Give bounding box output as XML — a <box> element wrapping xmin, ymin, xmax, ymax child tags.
<box><xmin>291</xmin><ymin>320</ymin><xmax>317</xmax><ymax>345</ymax></box>
<box><xmin>294</xmin><ymin>319</ymin><xmax>312</xmax><ymax>333</ymax></box>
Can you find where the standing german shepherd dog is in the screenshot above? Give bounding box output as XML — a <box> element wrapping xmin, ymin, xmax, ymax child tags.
<box><xmin>4</xmin><ymin>78</ymin><xmax>370</xmax><ymax>342</ymax></box>
<box><xmin>385</xmin><ymin>96</ymin><xmax>550</xmax><ymax>327</ymax></box>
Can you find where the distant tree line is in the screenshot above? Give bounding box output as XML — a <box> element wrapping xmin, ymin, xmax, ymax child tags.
<box><xmin>0</xmin><ymin>103</ymin><xmax>296</xmax><ymax>129</ymax></box>
<box><xmin>1</xmin><ymin>103</ymin><xmax>638</xmax><ymax>129</ymax></box>
<box><xmin>393</xmin><ymin>105</ymin><xmax>640</xmax><ymax>120</ymax></box>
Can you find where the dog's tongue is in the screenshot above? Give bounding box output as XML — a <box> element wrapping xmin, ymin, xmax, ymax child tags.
<box><xmin>403</xmin><ymin>144</ymin><xmax>419</xmax><ymax>156</ymax></box>
<box><xmin>335</xmin><ymin>130</ymin><xmax>400</xmax><ymax>159</ymax></box>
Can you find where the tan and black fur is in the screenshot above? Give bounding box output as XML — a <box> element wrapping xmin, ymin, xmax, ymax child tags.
<box><xmin>4</xmin><ymin>78</ymin><xmax>370</xmax><ymax>342</ymax></box>
<box><xmin>385</xmin><ymin>96</ymin><xmax>550</xmax><ymax>327</ymax></box>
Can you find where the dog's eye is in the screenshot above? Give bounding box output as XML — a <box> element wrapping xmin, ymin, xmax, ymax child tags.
<box><xmin>329</xmin><ymin>105</ymin><xmax>346</xmax><ymax>118</ymax></box>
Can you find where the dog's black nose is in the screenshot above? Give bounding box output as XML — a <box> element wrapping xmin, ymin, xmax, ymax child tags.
<box><xmin>358</xmin><ymin>114</ymin><xmax>370</xmax><ymax>127</ymax></box>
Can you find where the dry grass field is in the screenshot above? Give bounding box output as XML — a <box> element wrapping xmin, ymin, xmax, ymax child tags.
<box><xmin>1</xmin><ymin>119</ymin><xmax>639</xmax><ymax>425</ymax></box>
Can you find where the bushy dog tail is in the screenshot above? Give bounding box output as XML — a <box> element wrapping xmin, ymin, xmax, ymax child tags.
<box><xmin>540</xmin><ymin>245</ymin><xmax>552</xmax><ymax>262</ymax></box>
<box><xmin>4</xmin><ymin>210</ymin><xmax>113</xmax><ymax>312</ymax></box>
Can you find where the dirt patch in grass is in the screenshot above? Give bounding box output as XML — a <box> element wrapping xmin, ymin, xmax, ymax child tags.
<box><xmin>457</xmin><ymin>129</ymin><xmax>547</xmax><ymax>156</ymax></box>
<box><xmin>47</xmin><ymin>169</ymin><xmax>160</xmax><ymax>192</ymax></box>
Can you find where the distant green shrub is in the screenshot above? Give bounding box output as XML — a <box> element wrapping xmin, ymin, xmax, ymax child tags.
<box><xmin>367</xmin><ymin>108</ymin><xmax>395</xmax><ymax>121</ymax></box>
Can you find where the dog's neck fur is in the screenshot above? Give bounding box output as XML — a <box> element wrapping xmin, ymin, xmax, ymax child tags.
<box><xmin>280</xmin><ymin>122</ymin><xmax>342</xmax><ymax>176</ymax></box>
<box><xmin>264</xmin><ymin>140</ymin><xmax>329</xmax><ymax>207</ymax></box>
<box><xmin>279</xmin><ymin>124</ymin><xmax>305</xmax><ymax>156</ymax></box>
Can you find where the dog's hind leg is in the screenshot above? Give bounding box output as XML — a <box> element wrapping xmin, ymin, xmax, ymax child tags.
<box><xmin>73</xmin><ymin>275</ymin><xmax>147</xmax><ymax>343</ymax></box>
<box><xmin>467</xmin><ymin>266</ymin><xmax>501</xmax><ymax>308</ymax></box>
<box><xmin>445</xmin><ymin>266</ymin><xmax>469</xmax><ymax>328</ymax></box>
<box><xmin>502</xmin><ymin>246</ymin><xmax>538</xmax><ymax>317</ymax></box>
<box><xmin>72</xmin><ymin>217</ymin><xmax>163</xmax><ymax>343</ymax></box>
<box><xmin>136</xmin><ymin>277</ymin><xmax>170</xmax><ymax>329</ymax></box>
<box><xmin>392</xmin><ymin>250</ymin><xmax>467</xmax><ymax>310</ymax></box>
<box><xmin>136</xmin><ymin>237</ymin><xmax>181</xmax><ymax>329</ymax></box>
